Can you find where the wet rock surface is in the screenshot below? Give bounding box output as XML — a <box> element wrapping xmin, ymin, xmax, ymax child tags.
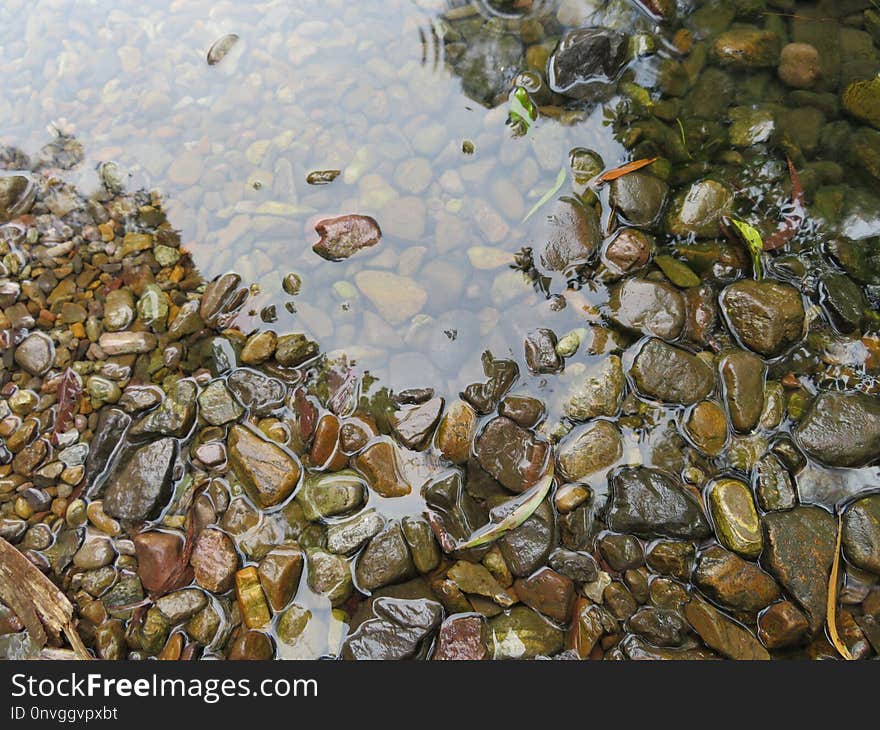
<box><xmin>762</xmin><ymin>506</ymin><xmax>838</xmax><ymax>634</ymax></box>
<box><xmin>796</xmin><ymin>392</ymin><xmax>880</xmax><ymax>468</ymax></box>
<box><xmin>606</xmin><ymin>467</ymin><xmax>711</xmax><ymax>540</ymax></box>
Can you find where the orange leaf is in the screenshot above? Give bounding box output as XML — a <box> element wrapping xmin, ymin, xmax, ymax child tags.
<box><xmin>597</xmin><ymin>156</ymin><xmax>659</xmax><ymax>183</ymax></box>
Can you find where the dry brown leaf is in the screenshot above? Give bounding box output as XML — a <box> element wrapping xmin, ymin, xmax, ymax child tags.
<box><xmin>597</xmin><ymin>156</ymin><xmax>659</xmax><ymax>183</ymax></box>
<box><xmin>827</xmin><ymin>513</ymin><xmax>854</xmax><ymax>660</ymax></box>
<box><xmin>0</xmin><ymin>537</ymin><xmax>90</xmax><ymax>659</ymax></box>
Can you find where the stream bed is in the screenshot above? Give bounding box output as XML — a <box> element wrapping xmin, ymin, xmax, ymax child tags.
<box><xmin>1</xmin><ymin>0</ymin><xmax>879</xmax><ymax>660</ymax></box>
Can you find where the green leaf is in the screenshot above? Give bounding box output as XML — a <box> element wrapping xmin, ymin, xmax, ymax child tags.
<box><xmin>508</xmin><ymin>85</ymin><xmax>537</xmax><ymax>137</ymax></box>
<box><xmin>523</xmin><ymin>166</ymin><xmax>566</xmax><ymax>223</ymax></box>
<box><xmin>455</xmin><ymin>465</ymin><xmax>554</xmax><ymax>550</ymax></box>
<box><xmin>729</xmin><ymin>218</ymin><xmax>764</xmax><ymax>280</ymax></box>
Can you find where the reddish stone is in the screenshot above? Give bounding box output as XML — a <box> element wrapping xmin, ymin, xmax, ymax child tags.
<box><xmin>434</xmin><ymin>615</ymin><xmax>487</xmax><ymax>660</ymax></box>
<box><xmin>513</xmin><ymin>567</ymin><xmax>575</xmax><ymax>623</ymax></box>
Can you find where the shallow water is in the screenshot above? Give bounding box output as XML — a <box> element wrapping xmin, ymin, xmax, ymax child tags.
<box><xmin>2</xmin><ymin>0</ymin><xmax>880</xmax><ymax>660</ymax></box>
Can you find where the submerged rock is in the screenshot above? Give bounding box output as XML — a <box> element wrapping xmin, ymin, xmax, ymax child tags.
<box><xmin>720</xmin><ymin>280</ymin><xmax>805</xmax><ymax>357</ymax></box>
<box><xmin>608</xmin><ymin>278</ymin><xmax>685</xmax><ymax>341</ymax></box>
<box><xmin>629</xmin><ymin>339</ymin><xmax>715</xmax><ymax>405</ymax></box>
<box><xmin>761</xmin><ymin>506</ymin><xmax>837</xmax><ymax>633</ymax></box>
<box><xmin>474</xmin><ymin>417</ymin><xmax>549</xmax><ymax>493</ymax></box>
<box><xmin>796</xmin><ymin>392</ymin><xmax>880</xmax><ymax>468</ymax></box>
<box><xmin>537</xmin><ymin>198</ymin><xmax>603</xmax><ymax>272</ymax></box>
<box><xmin>607</xmin><ymin>467</ymin><xmax>711</xmax><ymax>539</ymax></box>
<box><xmin>343</xmin><ymin>597</ymin><xmax>442</xmax><ymax>660</ymax></box>
<box><xmin>228</xmin><ymin>425</ymin><xmax>301</xmax><ymax>508</ymax></box>
<box><xmin>312</xmin><ymin>214</ymin><xmax>382</xmax><ymax>261</ymax></box>
<box><xmin>684</xmin><ymin>598</ymin><xmax>770</xmax><ymax>660</ymax></box>
<box><xmin>103</xmin><ymin>438</ymin><xmax>176</xmax><ymax>521</ymax></box>
<box><xmin>562</xmin><ymin>355</ymin><xmax>625</xmax><ymax>421</ymax></box>
<box><xmin>712</xmin><ymin>28</ymin><xmax>781</xmax><ymax>69</ymax></box>
<box><xmin>488</xmin><ymin>605</ymin><xmax>564</xmax><ymax>659</ymax></box>
<box><xmin>556</xmin><ymin>420</ymin><xmax>622</xmax><ymax>481</ymax></box>
<box><xmin>547</xmin><ymin>28</ymin><xmax>630</xmax><ymax>99</ymax></box>
<box><xmin>842</xmin><ymin>495</ymin><xmax>880</xmax><ymax>575</ymax></box>
<box><xmin>666</xmin><ymin>180</ymin><xmax>733</xmax><ymax>238</ymax></box>
<box><xmin>694</xmin><ymin>546</ymin><xmax>780</xmax><ymax>613</ymax></box>
<box><xmin>719</xmin><ymin>349</ymin><xmax>765</xmax><ymax>433</ymax></box>
<box><xmin>609</xmin><ymin>172</ymin><xmax>669</xmax><ymax>226</ymax></box>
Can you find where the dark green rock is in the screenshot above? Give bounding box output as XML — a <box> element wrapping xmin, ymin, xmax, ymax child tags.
<box><xmin>796</xmin><ymin>391</ymin><xmax>880</xmax><ymax>468</ymax></box>
<box><xmin>606</xmin><ymin>466</ymin><xmax>712</xmax><ymax>539</ymax></box>
<box><xmin>630</xmin><ymin>338</ymin><xmax>715</xmax><ymax>405</ymax></box>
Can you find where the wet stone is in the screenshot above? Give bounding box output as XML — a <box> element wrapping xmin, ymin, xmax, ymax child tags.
<box><xmin>297</xmin><ymin>471</ymin><xmax>365</xmax><ymax>520</ymax></box>
<box><xmin>598</xmin><ymin>533</ymin><xmax>644</xmax><ymax>572</ymax></box>
<box><xmin>694</xmin><ymin>546</ymin><xmax>780</xmax><ymax>614</ymax></box>
<box><xmin>796</xmin><ymin>392</ymin><xmax>880</xmax><ymax>468</ymax></box>
<box><xmin>103</xmin><ymin>438</ymin><xmax>176</xmax><ymax>521</ymax></box>
<box><xmin>474</xmin><ymin>417</ymin><xmax>549</xmax><ymax>494</ymax></box>
<box><xmin>461</xmin><ymin>351</ymin><xmax>519</xmax><ymax>415</ymax></box>
<box><xmin>607</xmin><ymin>466</ymin><xmax>711</xmax><ymax>540</ymax></box>
<box><xmin>258</xmin><ymin>542</ymin><xmax>303</xmax><ymax>611</ymax></box>
<box><xmin>229</xmin><ymin>630</ymin><xmax>273</xmax><ymax>661</ymax></box>
<box><xmin>842</xmin><ymin>495</ymin><xmax>880</xmax><ymax>575</ymax></box>
<box><xmin>343</xmin><ymin>597</ymin><xmax>442</xmax><ymax>660</ymax></box>
<box><xmin>401</xmin><ymin>516</ymin><xmax>440</xmax><ymax>574</ymax></box>
<box><xmin>757</xmin><ymin>601</ymin><xmax>810</xmax><ymax>650</ymax></box>
<box><xmin>240</xmin><ymin>330</ymin><xmax>276</xmax><ymax>365</ymax></box>
<box><xmin>626</xmin><ymin>607</ymin><xmax>689</xmax><ymax>647</ymax></box>
<box><xmin>666</xmin><ymin>180</ymin><xmax>734</xmax><ymax>238</ymax></box>
<box><xmin>130</xmin><ymin>379</ymin><xmax>197</xmax><ymax>438</ymax></box>
<box><xmin>390</xmin><ymin>397</ymin><xmax>443</xmax><ymax>450</ymax></box>
<box><xmin>447</xmin><ymin>561</ymin><xmax>515</xmax><ymax>607</ymax></box>
<box><xmin>435</xmin><ymin>400</ymin><xmax>477</xmax><ymax>465</ymax></box>
<box><xmin>604</xmin><ymin>581</ymin><xmax>638</xmax><ymax>621</ymax></box>
<box><xmin>547</xmin><ymin>548</ymin><xmax>598</xmax><ymax>584</ymax></box>
<box><xmin>353</xmin><ymin>441</ymin><xmax>410</xmax><ymax>498</ymax></box>
<box><xmin>685</xmin><ymin>401</ymin><xmax>728</xmax><ymax>456</ymax></box>
<box><xmin>684</xmin><ymin>598</ymin><xmax>770</xmax><ymax>660</ymax></box>
<box><xmin>707</xmin><ymin>478</ymin><xmax>762</xmax><ymax>559</ymax></box>
<box><xmin>537</xmin><ymin>198</ymin><xmax>603</xmax><ymax>272</ymax></box>
<box><xmin>645</xmin><ymin>540</ymin><xmax>695</xmax><ymax>582</ymax></box>
<box><xmin>327</xmin><ymin>510</ymin><xmax>385</xmax><ymax>555</ymax></box>
<box><xmin>434</xmin><ymin>615</ymin><xmax>487</xmax><ymax>660</ymax></box>
<box><xmin>13</xmin><ymin>332</ymin><xmax>54</xmax><ymax>376</ymax></box>
<box><xmin>355</xmin><ymin>522</ymin><xmax>416</xmax><ymax>592</ymax></box>
<box><xmin>197</xmin><ymin>381</ymin><xmax>243</xmax><ymax>426</ymax></box>
<box><xmin>609</xmin><ymin>278</ymin><xmax>685</xmax><ymax>341</ymax></box>
<box><xmin>609</xmin><ymin>172</ymin><xmax>668</xmax><ymax>227</ymax></box>
<box><xmin>226</xmin><ymin>368</ymin><xmax>286</xmax><ymax>416</ymax></box>
<box><xmin>488</xmin><ymin>606</ymin><xmax>564</xmax><ymax>659</ymax></box>
<box><xmin>514</xmin><ymin>568</ymin><xmax>574</xmax><ymax>624</ymax></box>
<box><xmin>499</xmin><ymin>499</ymin><xmax>555</xmax><ymax>578</ymax></box>
<box><xmin>547</xmin><ymin>27</ymin><xmax>630</xmax><ymax>99</ymax></box>
<box><xmin>524</xmin><ymin>328</ymin><xmax>562</xmax><ymax>374</ymax></box>
<box><xmin>133</xmin><ymin>531</ymin><xmax>183</xmax><ymax>594</ymax></box>
<box><xmin>719</xmin><ymin>349</ymin><xmax>765</xmax><ymax>433</ymax></box>
<box><xmin>306</xmin><ymin>548</ymin><xmax>352</xmax><ymax>606</ymax></box>
<box><xmin>630</xmin><ymin>339</ymin><xmax>715</xmax><ymax>406</ymax></box>
<box><xmin>274</xmin><ymin>333</ymin><xmax>319</xmax><ymax>367</ymax></box>
<box><xmin>228</xmin><ymin>424</ymin><xmax>301</xmax><ymax>509</ymax></box>
<box><xmin>155</xmin><ymin>588</ymin><xmax>207</xmax><ymax>624</ymax></box>
<box><xmin>761</xmin><ymin>506</ymin><xmax>837</xmax><ymax>634</ymax></box>
<box><xmin>752</xmin><ymin>454</ymin><xmax>797</xmax><ymax>512</ymax></box>
<box><xmin>190</xmin><ymin>528</ymin><xmax>239</xmax><ymax>594</ymax></box>
<box><xmin>563</xmin><ymin>355</ymin><xmax>625</xmax><ymax>421</ymax></box>
<box><xmin>603</xmin><ymin>229</ymin><xmax>653</xmax><ymax>276</ymax></box>
<box><xmin>556</xmin><ymin>420</ymin><xmax>622</xmax><ymax>481</ymax></box>
<box><xmin>498</xmin><ymin>395</ymin><xmax>545</xmax><ymax>429</ymax></box>
<box><xmin>819</xmin><ymin>272</ymin><xmax>868</xmax><ymax>334</ymax></box>
<box><xmin>312</xmin><ymin>214</ymin><xmax>381</xmax><ymax>261</ymax></box>
<box><xmin>720</xmin><ymin>280</ymin><xmax>805</xmax><ymax>357</ymax></box>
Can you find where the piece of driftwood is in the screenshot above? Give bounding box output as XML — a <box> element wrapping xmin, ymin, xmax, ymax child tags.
<box><xmin>0</xmin><ymin>537</ymin><xmax>90</xmax><ymax>659</ymax></box>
